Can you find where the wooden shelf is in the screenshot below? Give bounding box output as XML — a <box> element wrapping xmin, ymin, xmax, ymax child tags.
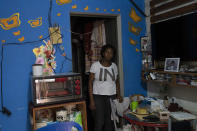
<box><xmin>30</xmin><ymin>100</ymin><xmax>87</xmax><ymax>131</ymax></box>
<box><xmin>142</xmin><ymin>69</ymin><xmax>197</xmax><ymax>88</ymax></box>
<box><xmin>143</xmin><ymin>69</ymin><xmax>197</xmax><ymax>75</ymax></box>
<box><xmin>174</xmin><ymin>84</ymin><xmax>197</xmax><ymax>88</ymax></box>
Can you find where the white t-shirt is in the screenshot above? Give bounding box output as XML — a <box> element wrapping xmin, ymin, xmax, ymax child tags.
<box><xmin>90</xmin><ymin>61</ymin><xmax>118</xmax><ymax>95</ymax></box>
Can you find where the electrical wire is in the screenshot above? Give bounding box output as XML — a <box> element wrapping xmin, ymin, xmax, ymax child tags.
<box><xmin>48</xmin><ymin>0</ymin><xmax>53</xmax><ymax>27</ymax></box>
<box><xmin>0</xmin><ymin>25</ymin><xmax>76</xmax><ymax>113</ymax></box>
<box><xmin>129</xmin><ymin>0</ymin><xmax>149</xmax><ymax>17</ymax></box>
<box><xmin>0</xmin><ymin>45</ymin><xmax>4</xmax><ymax>112</ymax></box>
<box><xmin>53</xmin><ymin>30</ymin><xmax>72</xmax><ymax>73</ymax></box>
<box><xmin>65</xmin><ymin>28</ymin><xmax>92</xmax><ymax>35</ymax></box>
<box><xmin>0</xmin><ymin>0</ymin><xmax>54</xmax><ymax>113</ymax></box>
<box><xmin>0</xmin><ymin>35</ymin><xmax>52</xmax><ymax>113</ymax></box>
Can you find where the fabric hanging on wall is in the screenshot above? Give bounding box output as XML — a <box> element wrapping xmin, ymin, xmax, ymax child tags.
<box><xmin>84</xmin><ymin>22</ymin><xmax>93</xmax><ymax>54</ymax></box>
<box><xmin>91</xmin><ymin>20</ymin><xmax>106</xmax><ymax>46</ymax></box>
<box><xmin>85</xmin><ymin>21</ymin><xmax>106</xmax><ymax>72</ymax></box>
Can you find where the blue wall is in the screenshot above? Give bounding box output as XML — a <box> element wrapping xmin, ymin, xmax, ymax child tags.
<box><xmin>0</xmin><ymin>0</ymin><xmax>146</xmax><ymax>130</ymax></box>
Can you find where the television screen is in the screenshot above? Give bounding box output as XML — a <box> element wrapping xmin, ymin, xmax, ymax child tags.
<box><xmin>151</xmin><ymin>12</ymin><xmax>197</xmax><ymax>61</ymax></box>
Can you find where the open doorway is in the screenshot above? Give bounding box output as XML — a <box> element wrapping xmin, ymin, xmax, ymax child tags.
<box><xmin>70</xmin><ymin>12</ymin><xmax>123</xmax><ymax>130</ymax></box>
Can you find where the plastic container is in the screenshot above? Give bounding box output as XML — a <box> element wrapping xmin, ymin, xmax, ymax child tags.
<box><xmin>32</xmin><ymin>64</ymin><xmax>43</xmax><ymax>76</ymax></box>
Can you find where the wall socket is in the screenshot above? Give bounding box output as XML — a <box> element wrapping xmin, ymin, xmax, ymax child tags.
<box><xmin>49</xmin><ymin>27</ymin><xmax>62</xmax><ymax>44</ymax></box>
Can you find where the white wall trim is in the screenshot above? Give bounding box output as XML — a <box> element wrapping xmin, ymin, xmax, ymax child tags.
<box><xmin>116</xmin><ymin>14</ymin><xmax>124</xmax><ymax>96</ymax></box>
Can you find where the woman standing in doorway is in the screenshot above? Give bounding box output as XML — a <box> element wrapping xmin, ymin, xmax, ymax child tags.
<box><xmin>89</xmin><ymin>44</ymin><xmax>122</xmax><ymax>131</ymax></box>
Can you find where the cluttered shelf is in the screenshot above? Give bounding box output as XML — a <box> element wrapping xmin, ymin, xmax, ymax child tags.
<box><xmin>143</xmin><ymin>69</ymin><xmax>197</xmax><ymax>75</ymax></box>
<box><xmin>141</xmin><ymin>69</ymin><xmax>197</xmax><ymax>88</ymax></box>
<box><xmin>30</xmin><ymin>100</ymin><xmax>87</xmax><ymax>131</ymax></box>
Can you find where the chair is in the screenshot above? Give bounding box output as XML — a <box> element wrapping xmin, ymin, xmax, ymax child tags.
<box><xmin>36</xmin><ymin>121</ymin><xmax>83</xmax><ymax>131</ymax></box>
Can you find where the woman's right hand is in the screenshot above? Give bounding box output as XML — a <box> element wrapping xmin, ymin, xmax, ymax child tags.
<box><xmin>89</xmin><ymin>102</ymin><xmax>96</xmax><ymax>110</ymax></box>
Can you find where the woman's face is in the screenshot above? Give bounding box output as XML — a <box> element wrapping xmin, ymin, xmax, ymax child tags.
<box><xmin>103</xmin><ymin>48</ymin><xmax>114</xmax><ymax>61</ymax></box>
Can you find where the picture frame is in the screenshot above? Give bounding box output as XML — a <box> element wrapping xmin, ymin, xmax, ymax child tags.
<box><xmin>164</xmin><ymin>58</ymin><xmax>180</xmax><ymax>72</ymax></box>
<box><xmin>140</xmin><ymin>36</ymin><xmax>151</xmax><ymax>52</ymax></box>
<box><xmin>142</xmin><ymin>52</ymin><xmax>153</xmax><ymax>70</ymax></box>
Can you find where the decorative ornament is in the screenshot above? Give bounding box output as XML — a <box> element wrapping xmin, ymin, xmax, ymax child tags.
<box><xmin>136</xmin><ymin>48</ymin><xmax>140</xmax><ymax>52</ymax></box>
<box><xmin>39</xmin><ymin>35</ymin><xmax>43</xmax><ymax>39</ymax></box>
<box><xmin>104</xmin><ymin>9</ymin><xmax>107</xmax><ymax>12</ymax></box>
<box><xmin>130</xmin><ymin>38</ymin><xmax>137</xmax><ymax>46</ymax></box>
<box><xmin>84</xmin><ymin>6</ymin><xmax>89</xmax><ymax>11</ymax></box>
<box><xmin>129</xmin><ymin>8</ymin><xmax>142</xmax><ymax>23</ymax></box>
<box><xmin>96</xmin><ymin>8</ymin><xmax>99</xmax><ymax>11</ymax></box>
<box><xmin>28</xmin><ymin>17</ymin><xmax>42</xmax><ymax>27</ymax></box>
<box><xmin>1</xmin><ymin>40</ymin><xmax>6</xmax><ymax>43</ymax></box>
<box><xmin>117</xmin><ymin>9</ymin><xmax>120</xmax><ymax>12</ymax></box>
<box><xmin>111</xmin><ymin>9</ymin><xmax>115</xmax><ymax>12</ymax></box>
<box><xmin>13</xmin><ymin>30</ymin><xmax>20</xmax><ymax>36</ymax></box>
<box><xmin>72</xmin><ymin>5</ymin><xmax>77</xmax><ymax>9</ymax></box>
<box><xmin>56</xmin><ymin>0</ymin><xmax>72</xmax><ymax>5</ymax></box>
<box><xmin>18</xmin><ymin>36</ymin><xmax>24</xmax><ymax>42</ymax></box>
<box><xmin>128</xmin><ymin>22</ymin><xmax>142</xmax><ymax>35</ymax></box>
<box><xmin>57</xmin><ymin>13</ymin><xmax>61</xmax><ymax>16</ymax></box>
<box><xmin>0</xmin><ymin>13</ymin><xmax>21</xmax><ymax>30</ymax></box>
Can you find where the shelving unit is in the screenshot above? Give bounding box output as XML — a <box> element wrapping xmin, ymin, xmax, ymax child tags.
<box><xmin>142</xmin><ymin>69</ymin><xmax>197</xmax><ymax>88</ymax></box>
<box><xmin>30</xmin><ymin>100</ymin><xmax>87</xmax><ymax>131</ymax></box>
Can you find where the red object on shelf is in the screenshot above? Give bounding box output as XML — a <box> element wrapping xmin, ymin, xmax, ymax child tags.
<box><xmin>75</xmin><ymin>80</ymin><xmax>80</xmax><ymax>85</ymax></box>
<box><xmin>75</xmin><ymin>85</ymin><xmax>80</xmax><ymax>90</ymax></box>
<box><xmin>55</xmin><ymin>78</ymin><xmax>68</xmax><ymax>82</ymax></box>
<box><xmin>75</xmin><ymin>90</ymin><xmax>80</xmax><ymax>95</ymax></box>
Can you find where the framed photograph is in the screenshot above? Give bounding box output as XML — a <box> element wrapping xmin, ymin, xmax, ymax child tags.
<box><xmin>142</xmin><ymin>52</ymin><xmax>153</xmax><ymax>69</ymax></box>
<box><xmin>140</xmin><ymin>36</ymin><xmax>151</xmax><ymax>52</ymax></box>
<box><xmin>164</xmin><ymin>58</ymin><xmax>180</xmax><ymax>72</ymax></box>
